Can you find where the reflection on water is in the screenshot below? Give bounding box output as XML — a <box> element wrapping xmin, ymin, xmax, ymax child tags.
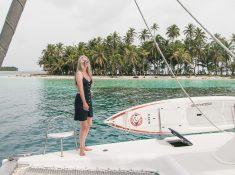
<box><xmin>0</xmin><ymin>77</ymin><xmax>235</xmax><ymax>163</ymax></box>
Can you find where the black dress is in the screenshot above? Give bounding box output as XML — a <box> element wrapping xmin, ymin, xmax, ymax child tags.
<box><xmin>74</xmin><ymin>77</ymin><xmax>93</xmax><ymax>121</ymax></box>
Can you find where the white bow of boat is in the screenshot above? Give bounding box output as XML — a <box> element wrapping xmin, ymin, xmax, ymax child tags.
<box><xmin>1</xmin><ymin>131</ymin><xmax>235</xmax><ymax>175</ymax></box>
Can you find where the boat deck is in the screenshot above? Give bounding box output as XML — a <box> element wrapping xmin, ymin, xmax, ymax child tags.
<box><xmin>12</xmin><ymin>132</ymin><xmax>235</xmax><ymax>175</ymax></box>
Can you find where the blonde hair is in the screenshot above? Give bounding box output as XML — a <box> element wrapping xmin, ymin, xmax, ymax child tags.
<box><xmin>76</xmin><ymin>55</ymin><xmax>92</xmax><ymax>77</ymax></box>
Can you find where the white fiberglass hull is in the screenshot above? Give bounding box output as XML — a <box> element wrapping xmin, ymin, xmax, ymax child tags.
<box><xmin>2</xmin><ymin>132</ymin><xmax>235</xmax><ymax>175</ymax></box>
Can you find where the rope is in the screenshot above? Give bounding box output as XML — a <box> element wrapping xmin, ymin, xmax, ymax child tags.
<box><xmin>133</xmin><ymin>0</ymin><xmax>227</xmax><ymax>133</ymax></box>
<box><xmin>176</xmin><ymin>0</ymin><xmax>235</xmax><ymax>59</ymax></box>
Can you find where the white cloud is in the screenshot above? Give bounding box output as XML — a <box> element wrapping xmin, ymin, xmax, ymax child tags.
<box><xmin>0</xmin><ymin>0</ymin><xmax>234</xmax><ymax>71</ymax></box>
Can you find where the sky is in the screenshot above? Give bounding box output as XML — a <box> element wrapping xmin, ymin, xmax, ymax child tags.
<box><xmin>0</xmin><ymin>0</ymin><xmax>234</xmax><ymax>71</ymax></box>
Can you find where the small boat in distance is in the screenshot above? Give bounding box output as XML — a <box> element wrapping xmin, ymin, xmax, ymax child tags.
<box><xmin>105</xmin><ymin>96</ymin><xmax>235</xmax><ymax>134</ymax></box>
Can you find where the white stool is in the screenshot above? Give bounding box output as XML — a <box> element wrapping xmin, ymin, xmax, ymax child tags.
<box><xmin>43</xmin><ymin>116</ymin><xmax>78</xmax><ymax>157</ymax></box>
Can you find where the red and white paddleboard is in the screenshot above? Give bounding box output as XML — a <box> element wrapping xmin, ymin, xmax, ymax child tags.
<box><xmin>104</xmin><ymin>96</ymin><xmax>235</xmax><ymax>134</ymax></box>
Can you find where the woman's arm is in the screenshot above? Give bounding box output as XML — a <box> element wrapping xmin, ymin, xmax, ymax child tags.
<box><xmin>89</xmin><ymin>73</ymin><xmax>93</xmax><ymax>98</ymax></box>
<box><xmin>76</xmin><ymin>71</ymin><xmax>89</xmax><ymax>110</ymax></box>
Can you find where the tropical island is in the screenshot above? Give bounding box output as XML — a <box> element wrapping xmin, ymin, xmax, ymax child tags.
<box><xmin>38</xmin><ymin>23</ymin><xmax>235</xmax><ymax>77</ymax></box>
<box><xmin>0</xmin><ymin>66</ymin><xmax>18</xmax><ymax>71</ymax></box>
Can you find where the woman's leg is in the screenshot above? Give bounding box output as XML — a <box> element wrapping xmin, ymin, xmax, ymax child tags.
<box><xmin>79</xmin><ymin>121</ymin><xmax>88</xmax><ymax>156</ymax></box>
<box><xmin>84</xmin><ymin>117</ymin><xmax>93</xmax><ymax>151</ymax></box>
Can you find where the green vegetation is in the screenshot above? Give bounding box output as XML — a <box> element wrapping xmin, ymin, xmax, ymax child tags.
<box><xmin>38</xmin><ymin>23</ymin><xmax>235</xmax><ymax>76</ymax></box>
<box><xmin>0</xmin><ymin>66</ymin><xmax>18</xmax><ymax>71</ymax></box>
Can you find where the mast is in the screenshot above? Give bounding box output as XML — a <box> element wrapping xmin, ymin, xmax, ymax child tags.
<box><xmin>0</xmin><ymin>0</ymin><xmax>27</xmax><ymax>67</ymax></box>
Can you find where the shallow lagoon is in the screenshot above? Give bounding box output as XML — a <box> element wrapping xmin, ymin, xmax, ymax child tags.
<box><xmin>0</xmin><ymin>77</ymin><xmax>235</xmax><ymax>163</ymax></box>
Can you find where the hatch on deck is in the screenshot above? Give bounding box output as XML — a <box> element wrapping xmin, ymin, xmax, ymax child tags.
<box><xmin>166</xmin><ymin>128</ymin><xmax>193</xmax><ymax>147</ymax></box>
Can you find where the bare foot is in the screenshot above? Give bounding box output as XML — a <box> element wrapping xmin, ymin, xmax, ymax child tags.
<box><xmin>80</xmin><ymin>150</ymin><xmax>85</xmax><ymax>156</ymax></box>
<box><xmin>84</xmin><ymin>147</ymin><xmax>92</xmax><ymax>151</ymax></box>
<box><xmin>79</xmin><ymin>148</ymin><xmax>86</xmax><ymax>156</ymax></box>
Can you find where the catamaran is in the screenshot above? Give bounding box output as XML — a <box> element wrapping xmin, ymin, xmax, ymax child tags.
<box><xmin>0</xmin><ymin>0</ymin><xmax>235</xmax><ymax>175</ymax></box>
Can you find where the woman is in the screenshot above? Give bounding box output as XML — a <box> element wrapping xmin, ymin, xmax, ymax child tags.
<box><xmin>74</xmin><ymin>55</ymin><xmax>93</xmax><ymax>156</ymax></box>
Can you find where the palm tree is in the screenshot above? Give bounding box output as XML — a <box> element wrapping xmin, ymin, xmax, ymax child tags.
<box><xmin>154</xmin><ymin>35</ymin><xmax>168</xmax><ymax>75</ymax></box>
<box><xmin>63</xmin><ymin>46</ymin><xmax>77</xmax><ymax>74</ymax></box>
<box><xmin>166</xmin><ymin>24</ymin><xmax>180</xmax><ymax>41</ymax></box>
<box><xmin>184</xmin><ymin>23</ymin><xmax>195</xmax><ymax>56</ymax></box>
<box><xmin>138</xmin><ymin>48</ymin><xmax>149</xmax><ymax>76</ymax></box>
<box><xmin>109</xmin><ymin>53</ymin><xmax>122</xmax><ymax>76</ymax></box>
<box><xmin>230</xmin><ymin>61</ymin><xmax>235</xmax><ymax>76</ymax></box>
<box><xmin>39</xmin><ymin>44</ymin><xmax>57</xmax><ymax>74</ymax></box>
<box><xmin>183</xmin><ymin>23</ymin><xmax>195</xmax><ymax>39</ymax></box>
<box><xmin>231</xmin><ymin>34</ymin><xmax>235</xmax><ymax>43</ymax></box>
<box><xmin>124</xmin><ymin>45</ymin><xmax>139</xmax><ymax>76</ymax></box>
<box><xmin>218</xmin><ymin>35</ymin><xmax>233</xmax><ymax>76</ymax></box>
<box><xmin>231</xmin><ymin>34</ymin><xmax>235</xmax><ymax>53</ymax></box>
<box><xmin>104</xmin><ymin>32</ymin><xmax>122</xmax><ymax>75</ymax></box>
<box><xmin>77</xmin><ymin>42</ymin><xmax>88</xmax><ymax>55</ymax></box>
<box><xmin>110</xmin><ymin>31</ymin><xmax>121</xmax><ymax>51</ymax></box>
<box><xmin>193</xmin><ymin>28</ymin><xmax>207</xmax><ymax>75</ymax></box>
<box><xmin>51</xmin><ymin>43</ymin><xmax>66</xmax><ymax>75</ymax></box>
<box><xmin>207</xmin><ymin>34</ymin><xmax>232</xmax><ymax>76</ymax></box>
<box><xmin>174</xmin><ymin>47</ymin><xmax>191</xmax><ymax>75</ymax></box>
<box><xmin>88</xmin><ymin>37</ymin><xmax>102</xmax><ymax>50</ymax></box>
<box><xmin>139</xmin><ymin>29</ymin><xmax>150</xmax><ymax>44</ymax></box>
<box><xmin>147</xmin><ymin>40</ymin><xmax>159</xmax><ymax>76</ymax></box>
<box><xmin>124</xmin><ymin>28</ymin><xmax>136</xmax><ymax>45</ymax></box>
<box><xmin>38</xmin><ymin>23</ymin><xmax>235</xmax><ymax>77</ymax></box>
<box><xmin>168</xmin><ymin>41</ymin><xmax>182</xmax><ymax>74</ymax></box>
<box><xmin>92</xmin><ymin>44</ymin><xmax>107</xmax><ymax>75</ymax></box>
<box><xmin>151</xmin><ymin>23</ymin><xmax>159</xmax><ymax>37</ymax></box>
<box><xmin>223</xmin><ymin>42</ymin><xmax>233</xmax><ymax>76</ymax></box>
<box><xmin>194</xmin><ymin>28</ymin><xmax>206</xmax><ymax>43</ymax></box>
<box><xmin>39</xmin><ymin>43</ymin><xmax>65</xmax><ymax>75</ymax></box>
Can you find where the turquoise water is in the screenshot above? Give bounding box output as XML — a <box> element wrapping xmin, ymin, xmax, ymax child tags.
<box><xmin>0</xmin><ymin>77</ymin><xmax>235</xmax><ymax>163</ymax></box>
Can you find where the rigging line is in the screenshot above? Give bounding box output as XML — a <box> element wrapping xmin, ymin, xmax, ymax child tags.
<box><xmin>176</xmin><ymin>0</ymin><xmax>235</xmax><ymax>59</ymax></box>
<box><xmin>133</xmin><ymin>0</ymin><xmax>226</xmax><ymax>133</ymax></box>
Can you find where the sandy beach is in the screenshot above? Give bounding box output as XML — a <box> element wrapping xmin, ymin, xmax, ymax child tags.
<box><xmin>0</xmin><ymin>71</ymin><xmax>234</xmax><ymax>80</ymax></box>
<box><xmin>13</xmin><ymin>74</ymin><xmax>235</xmax><ymax>80</ymax></box>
